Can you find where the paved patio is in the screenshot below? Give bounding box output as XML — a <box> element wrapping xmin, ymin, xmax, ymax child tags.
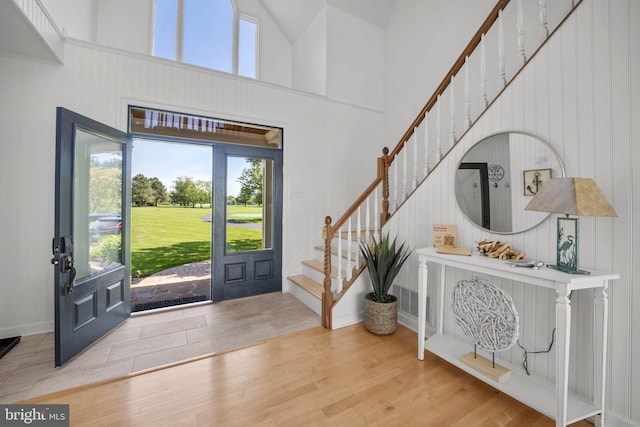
<box><xmin>131</xmin><ymin>261</ymin><xmax>211</xmax><ymax>311</ymax></box>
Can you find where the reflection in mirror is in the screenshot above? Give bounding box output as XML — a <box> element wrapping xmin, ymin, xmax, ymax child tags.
<box><xmin>455</xmin><ymin>132</ymin><xmax>564</xmax><ymax>234</ymax></box>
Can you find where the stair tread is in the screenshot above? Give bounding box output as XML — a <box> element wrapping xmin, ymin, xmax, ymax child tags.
<box><xmin>288</xmin><ymin>275</ymin><xmax>323</xmax><ymax>299</ymax></box>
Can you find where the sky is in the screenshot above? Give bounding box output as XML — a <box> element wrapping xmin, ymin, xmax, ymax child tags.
<box><xmin>131</xmin><ymin>139</ymin><xmax>244</xmax><ymax>196</ymax></box>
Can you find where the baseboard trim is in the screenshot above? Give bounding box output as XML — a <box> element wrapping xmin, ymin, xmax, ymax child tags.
<box><xmin>0</xmin><ymin>321</ymin><xmax>53</xmax><ymax>339</ymax></box>
<box><xmin>331</xmin><ymin>311</ymin><xmax>363</xmax><ymax>330</ymax></box>
<box><xmin>602</xmin><ymin>412</ymin><xmax>640</xmax><ymax>427</ymax></box>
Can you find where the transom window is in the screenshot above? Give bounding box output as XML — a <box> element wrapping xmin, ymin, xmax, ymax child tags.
<box><xmin>153</xmin><ymin>0</ymin><xmax>258</xmax><ymax>78</ymax></box>
<box><xmin>129</xmin><ymin>106</ymin><xmax>282</xmax><ymax>149</ymax></box>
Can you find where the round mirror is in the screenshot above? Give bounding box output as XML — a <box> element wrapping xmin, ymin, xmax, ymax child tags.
<box><xmin>455</xmin><ymin>131</ymin><xmax>564</xmax><ymax>234</ymax></box>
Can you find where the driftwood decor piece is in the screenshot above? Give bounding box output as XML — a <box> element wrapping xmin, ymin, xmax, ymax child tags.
<box><xmin>451</xmin><ymin>276</ymin><xmax>519</xmax><ymax>382</ymax></box>
<box><xmin>476</xmin><ymin>240</ymin><xmax>524</xmax><ymax>260</ymax></box>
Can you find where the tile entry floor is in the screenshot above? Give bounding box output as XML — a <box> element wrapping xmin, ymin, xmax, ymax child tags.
<box><xmin>0</xmin><ymin>292</ymin><xmax>321</xmax><ymax>403</ymax></box>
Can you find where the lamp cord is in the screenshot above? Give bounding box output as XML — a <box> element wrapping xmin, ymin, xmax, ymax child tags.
<box><xmin>516</xmin><ymin>328</ymin><xmax>556</xmax><ymax>376</ymax></box>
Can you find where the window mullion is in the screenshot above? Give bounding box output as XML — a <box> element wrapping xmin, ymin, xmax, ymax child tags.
<box><xmin>176</xmin><ymin>0</ymin><xmax>185</xmax><ymax>62</ymax></box>
<box><xmin>232</xmin><ymin>9</ymin><xmax>239</xmax><ymax>75</ymax></box>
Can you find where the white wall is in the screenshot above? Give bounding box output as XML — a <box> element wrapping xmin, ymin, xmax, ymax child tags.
<box><xmin>0</xmin><ymin>39</ymin><xmax>383</xmax><ymax>338</ymax></box>
<box><xmin>292</xmin><ymin>7</ymin><xmax>327</xmax><ymax>95</ymax></box>
<box><xmin>326</xmin><ymin>6</ymin><xmax>384</xmax><ymax>111</ymax></box>
<box><xmin>385</xmin><ymin>0</ymin><xmax>639</xmax><ymax>425</ymax></box>
<box><xmin>96</xmin><ymin>0</ymin><xmax>153</xmax><ymax>55</ymax></box>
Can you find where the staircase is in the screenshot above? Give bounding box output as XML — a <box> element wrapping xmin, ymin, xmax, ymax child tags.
<box><xmin>288</xmin><ymin>229</ymin><xmax>372</xmax><ymax>317</ymax></box>
<box><xmin>288</xmin><ymin>0</ymin><xmax>583</xmax><ymax>329</ymax></box>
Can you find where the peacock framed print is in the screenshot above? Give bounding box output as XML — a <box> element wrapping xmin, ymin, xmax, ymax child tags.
<box><xmin>557</xmin><ymin>216</ymin><xmax>578</xmax><ymax>273</ymax></box>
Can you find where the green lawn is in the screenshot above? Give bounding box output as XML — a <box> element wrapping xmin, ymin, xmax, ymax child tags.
<box><xmin>131</xmin><ymin>205</ymin><xmax>262</xmax><ymax>276</ymax></box>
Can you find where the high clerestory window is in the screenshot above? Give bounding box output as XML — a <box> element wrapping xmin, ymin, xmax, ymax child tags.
<box><xmin>153</xmin><ymin>0</ymin><xmax>258</xmax><ymax>78</ymax></box>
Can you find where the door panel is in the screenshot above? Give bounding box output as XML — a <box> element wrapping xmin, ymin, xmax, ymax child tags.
<box><xmin>213</xmin><ymin>145</ymin><xmax>282</xmax><ymax>301</ymax></box>
<box><xmin>53</xmin><ymin>108</ymin><xmax>131</xmax><ymax>366</ymax></box>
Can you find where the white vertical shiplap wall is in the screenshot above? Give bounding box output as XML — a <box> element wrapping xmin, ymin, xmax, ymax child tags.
<box><xmin>0</xmin><ymin>39</ymin><xmax>384</xmax><ymax>338</ymax></box>
<box><xmin>386</xmin><ymin>0</ymin><xmax>639</xmax><ymax>425</ymax></box>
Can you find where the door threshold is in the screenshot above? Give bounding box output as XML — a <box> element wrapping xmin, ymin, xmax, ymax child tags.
<box><xmin>131</xmin><ymin>299</ymin><xmax>213</xmax><ymax>317</ymax></box>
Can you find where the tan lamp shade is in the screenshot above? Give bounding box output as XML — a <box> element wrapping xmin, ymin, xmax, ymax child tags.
<box><xmin>524</xmin><ymin>178</ymin><xmax>617</xmax><ymax>217</ymax></box>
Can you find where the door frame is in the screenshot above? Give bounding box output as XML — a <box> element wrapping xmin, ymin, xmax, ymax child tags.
<box><xmin>457</xmin><ymin>162</ymin><xmax>490</xmax><ymax>229</ymax></box>
<box><xmin>127</xmin><ymin>106</ymin><xmax>284</xmax><ymax>304</ymax></box>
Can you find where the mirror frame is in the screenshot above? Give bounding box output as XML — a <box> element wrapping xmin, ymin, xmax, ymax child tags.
<box><xmin>455</xmin><ymin>131</ymin><xmax>565</xmax><ymax>235</ymax></box>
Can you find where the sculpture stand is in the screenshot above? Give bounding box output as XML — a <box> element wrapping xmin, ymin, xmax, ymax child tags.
<box><xmin>461</xmin><ymin>350</ymin><xmax>511</xmax><ymax>383</ymax></box>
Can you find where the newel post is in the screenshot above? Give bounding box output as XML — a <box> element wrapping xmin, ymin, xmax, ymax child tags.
<box><xmin>379</xmin><ymin>147</ymin><xmax>390</xmax><ymax>230</ymax></box>
<box><xmin>322</xmin><ymin>216</ymin><xmax>334</xmax><ymax>329</ymax></box>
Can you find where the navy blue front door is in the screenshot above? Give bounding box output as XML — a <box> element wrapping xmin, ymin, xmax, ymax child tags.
<box><xmin>212</xmin><ymin>144</ymin><xmax>282</xmax><ymax>301</ymax></box>
<box><xmin>53</xmin><ymin>108</ymin><xmax>131</xmax><ymax>366</ymax></box>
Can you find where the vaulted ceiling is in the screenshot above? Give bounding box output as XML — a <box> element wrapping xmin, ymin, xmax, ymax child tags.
<box><xmin>260</xmin><ymin>0</ymin><xmax>396</xmax><ymax>43</ymax></box>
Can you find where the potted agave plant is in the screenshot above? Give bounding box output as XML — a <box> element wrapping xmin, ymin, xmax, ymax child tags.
<box><xmin>359</xmin><ymin>232</ymin><xmax>412</xmax><ymax>335</ymax></box>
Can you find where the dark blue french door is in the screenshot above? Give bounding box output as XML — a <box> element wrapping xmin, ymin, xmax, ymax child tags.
<box><xmin>52</xmin><ymin>108</ymin><xmax>131</xmax><ymax>366</ymax></box>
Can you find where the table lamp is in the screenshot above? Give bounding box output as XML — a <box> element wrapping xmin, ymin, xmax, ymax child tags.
<box><xmin>524</xmin><ymin>178</ymin><xmax>617</xmax><ymax>274</ymax></box>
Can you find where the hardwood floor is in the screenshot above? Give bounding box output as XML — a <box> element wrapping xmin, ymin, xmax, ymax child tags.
<box><xmin>21</xmin><ymin>324</ymin><xmax>592</xmax><ymax>427</ymax></box>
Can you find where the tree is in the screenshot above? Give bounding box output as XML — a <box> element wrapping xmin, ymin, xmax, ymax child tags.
<box><xmin>171</xmin><ymin>176</ymin><xmax>198</xmax><ymax>207</ymax></box>
<box><xmin>236</xmin><ymin>158</ymin><xmax>263</xmax><ymax>205</ymax></box>
<box><xmin>149</xmin><ymin>177</ymin><xmax>168</xmax><ymax>206</ymax></box>
<box><xmin>90</xmin><ymin>167</ymin><xmax>122</xmax><ymax>213</ymax></box>
<box><xmin>132</xmin><ymin>174</ymin><xmax>154</xmax><ymax>207</ymax></box>
<box><xmin>195</xmin><ymin>180</ymin><xmax>212</xmax><ymax>207</ymax></box>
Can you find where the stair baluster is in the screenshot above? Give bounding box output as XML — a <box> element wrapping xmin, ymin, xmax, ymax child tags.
<box><xmin>356</xmin><ymin>207</ymin><xmax>361</xmax><ymax>270</ymax></box>
<box><xmin>518</xmin><ymin>0</ymin><xmax>526</xmax><ymax>64</ymax></box>
<box><xmin>423</xmin><ymin>116</ymin><xmax>430</xmax><ymax>175</ymax></box>
<box><xmin>346</xmin><ymin>217</ymin><xmax>352</xmax><ymax>285</ymax></box>
<box><xmin>464</xmin><ymin>56</ymin><xmax>472</xmax><ymax>129</ymax></box>
<box><xmin>450</xmin><ymin>76</ymin><xmax>456</xmax><ymax>145</ymax></box>
<box><xmin>539</xmin><ymin>0</ymin><xmax>549</xmax><ymax>38</ymax></box>
<box><xmin>498</xmin><ymin>9</ymin><xmax>507</xmax><ymax>87</ymax></box>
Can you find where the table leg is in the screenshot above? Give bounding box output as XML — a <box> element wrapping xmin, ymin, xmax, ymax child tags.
<box><xmin>418</xmin><ymin>256</ymin><xmax>428</xmax><ymax>360</ymax></box>
<box><xmin>438</xmin><ymin>264</ymin><xmax>446</xmax><ymax>335</ymax></box>
<box><xmin>594</xmin><ymin>282</ymin><xmax>609</xmax><ymax>426</ymax></box>
<box><xmin>555</xmin><ymin>283</ymin><xmax>571</xmax><ymax>427</ymax></box>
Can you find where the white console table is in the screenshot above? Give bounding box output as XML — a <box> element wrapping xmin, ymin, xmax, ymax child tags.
<box><xmin>417</xmin><ymin>247</ymin><xmax>619</xmax><ymax>427</ymax></box>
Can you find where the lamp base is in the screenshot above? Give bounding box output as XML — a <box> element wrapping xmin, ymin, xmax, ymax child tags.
<box><xmin>547</xmin><ymin>264</ymin><xmax>590</xmax><ymax>275</ymax></box>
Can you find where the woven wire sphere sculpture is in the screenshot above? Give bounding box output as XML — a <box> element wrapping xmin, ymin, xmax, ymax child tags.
<box><xmin>451</xmin><ymin>276</ymin><xmax>519</xmax><ymax>352</ymax></box>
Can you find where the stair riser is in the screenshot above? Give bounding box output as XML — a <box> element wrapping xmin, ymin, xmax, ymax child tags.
<box><xmin>301</xmin><ymin>265</ymin><xmax>326</xmax><ymax>285</ymax></box>
<box><xmin>288</xmin><ymin>284</ymin><xmax>322</xmax><ymax>315</ymax></box>
<box><xmin>300</xmin><ymin>268</ymin><xmax>347</xmax><ymax>295</ymax></box>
